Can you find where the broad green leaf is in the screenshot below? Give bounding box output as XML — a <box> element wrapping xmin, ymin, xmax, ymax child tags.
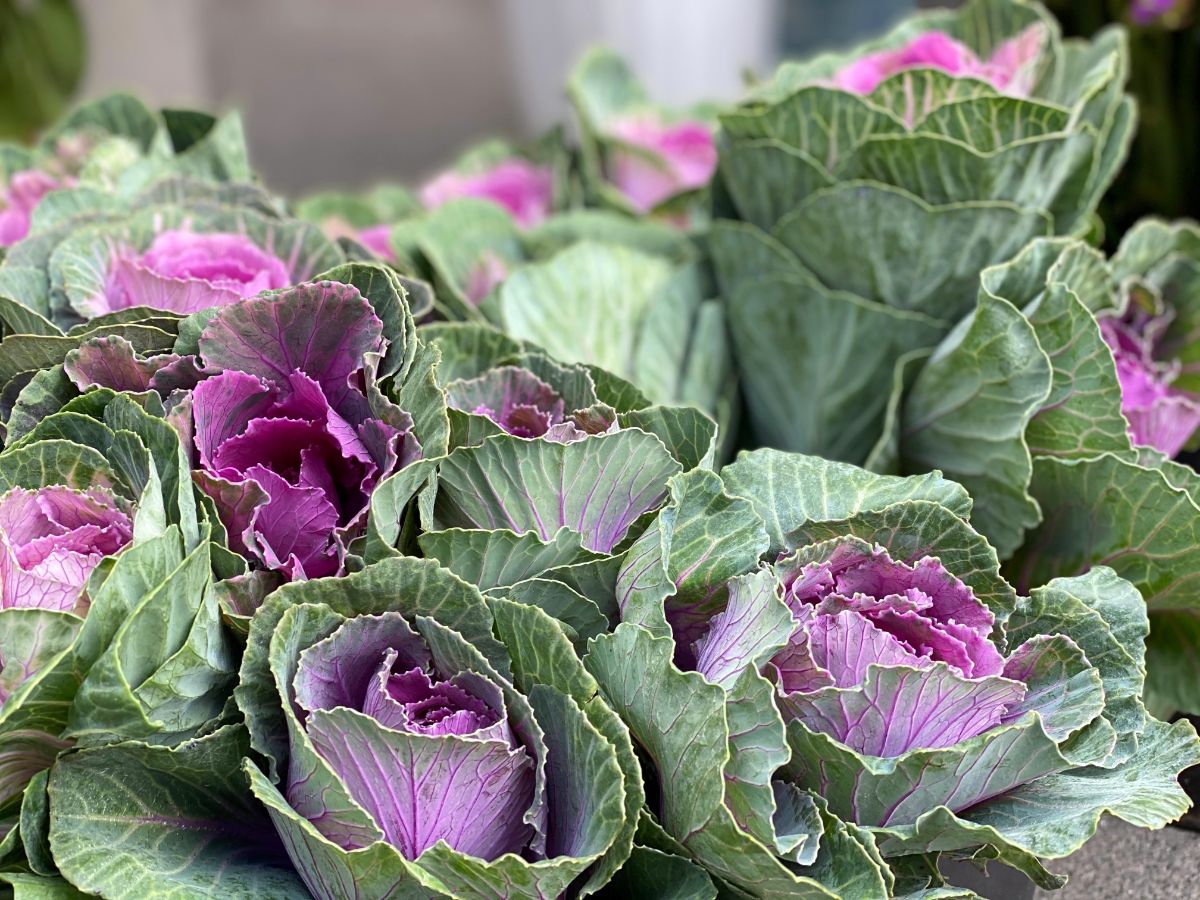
<box><xmin>947</xmin><ymin>718</ymin><xmax>1199</xmax><ymax>861</ymax></box>
<box><xmin>428</xmin><ymin>430</ymin><xmax>681</xmax><ymax>554</ymax></box>
<box><xmin>1009</xmin><ymin>454</ymin><xmax>1200</xmax><ymax>611</ymax></box>
<box><xmin>495</xmin><ymin>243</ymin><xmax>674</xmax><ymax>398</ymax></box>
<box><xmin>720</xmin><ymin>448</ymin><xmax>973</xmax><ymax>555</ymax></box>
<box><xmin>725</xmin><ymin>270</ymin><xmax>944</xmax><ymax>462</ymax></box>
<box><xmin>900</xmin><ymin>292</ymin><xmax>1053</xmax><ymax>558</ymax></box>
<box><xmin>772</xmin><ymin>183</ymin><xmax>1052</xmax><ymax>320</ymax></box>
<box><xmin>419</xmin><ymin>527</ymin><xmax>601</xmax><ymax>591</ymax></box>
<box><xmin>616</xmin><ymin>468</ymin><xmax>768</xmax><ymax>640</ymax></box>
<box><xmin>0</xmin><ymin>438</ymin><xmax>114</xmax><ymax>492</ymax></box>
<box><xmin>490</xmin><ymin>598</ymin><xmax>641</xmax><ymax>893</ymax></box>
<box><xmin>1022</xmin><ymin>284</ymin><xmax>1129</xmax><ymax>457</ymax></box>
<box><xmin>48</xmin><ymin>725</ymin><xmax>311</xmax><ymax>898</ymax></box>
<box><xmin>591</xmin><ymin>846</ymin><xmax>716</xmax><ymax>900</ymax></box>
<box><xmin>584</xmin><ymin>625</ymin><xmax>846</xmax><ymax>898</ymax></box>
<box><xmin>1144</xmin><ymin>611</ymin><xmax>1200</xmax><ymax>718</ymax></box>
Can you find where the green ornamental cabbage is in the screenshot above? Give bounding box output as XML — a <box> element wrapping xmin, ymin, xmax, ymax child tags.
<box><xmin>711</xmin><ymin>0</ymin><xmax>1134</xmax><ymax>472</ymax></box>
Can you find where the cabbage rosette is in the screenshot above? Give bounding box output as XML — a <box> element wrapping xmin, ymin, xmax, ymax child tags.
<box><xmin>0</xmin><ymin>386</ymin><xmax>236</xmax><ymax>870</ymax></box>
<box><xmin>711</xmin><ymin>0</ymin><xmax>1133</xmax><ymax>481</ymax></box>
<box><xmin>584</xmin><ymin>450</ymin><xmax>1200</xmax><ymax>896</ymax></box>
<box><xmin>223</xmin><ymin>556</ymin><xmax>644</xmax><ymax>899</ymax></box>
<box><xmin>29</xmin><ymin>261</ymin><xmax>447</xmax><ymax>623</ymax></box>
<box><xmin>362</xmin><ymin>320</ymin><xmax>720</xmax><ymax>645</ymax></box>
<box><xmin>568</xmin><ymin>48</ymin><xmax>718</xmax><ymax>224</ymax></box>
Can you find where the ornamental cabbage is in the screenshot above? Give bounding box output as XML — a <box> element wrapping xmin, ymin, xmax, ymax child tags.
<box><xmin>0</xmin><ymin>388</ymin><xmax>235</xmax><ymax>867</ymax></box>
<box><xmin>187</xmin><ymin>283</ymin><xmax>420</xmax><ymax>580</ymax></box>
<box><xmin>711</xmin><ymin>0</ymin><xmax>1133</xmax><ymax>476</ymax></box>
<box><xmin>0</xmin><ymin>169</ymin><xmax>71</xmax><ymax>248</ymax></box>
<box><xmin>376</xmin><ymin>195</ymin><xmax>735</xmax><ymax>437</ymax></box>
<box><xmin>584</xmin><ymin>451</ymin><xmax>1200</xmax><ymax>896</ymax></box>
<box><xmin>420</xmin><ymin>156</ymin><xmax>555</xmax><ymax>229</ymax></box>
<box><xmin>96</xmin><ymin>228</ymin><xmax>291</xmax><ymax>317</ymax></box>
<box><xmin>0</xmin><ymin>92</ymin><xmax>253</xmax><ymax>258</ymax></box>
<box><xmin>59</xmin><ymin>264</ymin><xmax>440</xmax><ymax>586</ymax></box>
<box><xmin>569</xmin><ymin>48</ymin><xmax>717</xmax><ymax>224</ymax></box>
<box><xmin>361</xmin><ymin>320</ymin><xmax>719</xmax><ymax>645</ymax></box>
<box><xmin>224</xmin><ymin>557</ymin><xmax>642</xmax><ymax>899</ymax></box>
<box><xmin>0</xmin><ymin>485</ymin><xmax>131</xmax><ymax>612</ymax></box>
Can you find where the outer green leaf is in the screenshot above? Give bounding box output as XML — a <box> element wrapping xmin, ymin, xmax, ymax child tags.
<box><xmin>900</xmin><ymin>292</ymin><xmax>1052</xmax><ymax>558</ymax></box>
<box><xmin>428</xmin><ymin>430</ymin><xmax>682</xmax><ymax>554</ymax></box>
<box><xmin>1009</xmin><ymin>453</ymin><xmax>1200</xmax><ymax>612</ymax></box>
<box><xmin>720</xmin><ymin>448</ymin><xmax>973</xmax><ymax>554</ymax></box>
<box><xmin>418</xmin><ymin>527</ymin><xmax>601</xmax><ymax>591</ymax></box>
<box><xmin>1006</xmin><ymin>568</ymin><xmax>1147</xmax><ymax>764</ymax></box>
<box><xmin>48</xmin><ymin>725</ymin><xmax>310</xmax><ymax>898</ymax></box>
<box><xmin>591</xmin><ymin>846</ymin><xmax>716</xmax><ymax>900</ymax></box>
<box><xmin>584</xmin><ymin>624</ymin><xmax>848</xmax><ymax>898</ymax></box>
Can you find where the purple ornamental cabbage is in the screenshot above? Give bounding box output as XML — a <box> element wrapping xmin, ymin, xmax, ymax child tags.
<box><xmin>354</xmin><ymin>224</ymin><xmax>397</xmax><ymax>263</ymax></box>
<box><xmin>0</xmin><ymin>486</ymin><xmax>132</xmax><ymax>614</ymax></box>
<box><xmin>239</xmin><ymin>558</ymin><xmax>636</xmax><ymax>898</ymax></box>
<box><xmin>189</xmin><ymin>283</ymin><xmax>419</xmax><ymax>579</ymax></box>
<box><xmin>585</xmin><ymin>457</ymin><xmax>1200</xmax><ymax>896</ymax></box>
<box><xmin>608</xmin><ymin>117</ymin><xmax>718</xmax><ymax>214</ymax></box>
<box><xmin>703</xmin><ymin>542</ymin><xmax>1017</xmax><ymax>760</ymax></box>
<box><xmin>1099</xmin><ymin>310</ymin><xmax>1200</xmax><ymax>457</ymax></box>
<box><xmin>291</xmin><ymin>612</ymin><xmax>539</xmax><ymax>860</ymax></box>
<box><xmin>91</xmin><ymin>229</ymin><xmax>292</xmax><ymax>317</ymax></box>
<box><xmin>0</xmin><ymin>169</ymin><xmax>72</xmax><ymax>247</ymax></box>
<box><xmin>445</xmin><ymin>364</ymin><xmax>617</xmax><ymax>444</ymax></box>
<box><xmin>420</xmin><ymin>158</ymin><xmax>554</xmax><ymax>229</ymax></box>
<box><xmin>1100</xmin><ymin>219</ymin><xmax>1200</xmax><ymax>458</ymax></box>
<box><xmin>832</xmin><ymin>25</ymin><xmax>1045</xmax><ymax>96</ymax></box>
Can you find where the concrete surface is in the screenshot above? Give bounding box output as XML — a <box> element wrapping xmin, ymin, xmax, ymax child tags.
<box><xmin>1033</xmin><ymin>819</ymin><xmax>1198</xmax><ymax>899</ymax></box>
<box><xmin>941</xmin><ymin>820</ymin><xmax>1198</xmax><ymax>899</ymax></box>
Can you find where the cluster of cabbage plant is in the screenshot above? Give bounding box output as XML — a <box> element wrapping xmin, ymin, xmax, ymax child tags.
<box><xmin>0</xmin><ymin>0</ymin><xmax>1197</xmax><ymax>896</ymax></box>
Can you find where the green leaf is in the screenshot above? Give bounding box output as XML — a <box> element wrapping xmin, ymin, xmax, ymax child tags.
<box><xmin>1009</xmin><ymin>453</ymin><xmax>1200</xmax><ymax>611</ymax></box>
<box><xmin>64</xmin><ymin>526</ymin><xmax>234</xmax><ymax>746</ymax></box>
<box><xmin>1022</xmin><ymin>284</ymin><xmax>1129</xmax><ymax>457</ymax></box>
<box><xmin>772</xmin><ymin>183</ymin><xmax>1052</xmax><ymax>320</ymax></box>
<box><xmin>584</xmin><ymin>625</ymin><xmax>847</xmax><ymax>898</ymax></box>
<box><xmin>900</xmin><ymin>292</ymin><xmax>1053</xmax><ymax>558</ymax></box>
<box><xmin>48</xmin><ymin>725</ymin><xmax>311</xmax><ymax>898</ymax></box>
<box><xmin>1144</xmin><ymin>611</ymin><xmax>1200</xmax><ymax>718</ymax></box>
<box><xmin>418</xmin><ymin>527</ymin><xmax>602</xmax><ymax>591</ymax></box>
<box><xmin>428</xmin><ymin>430</ymin><xmax>682</xmax><ymax>554</ymax></box>
<box><xmin>951</xmin><ymin>718</ymin><xmax>1200</xmax><ymax>861</ymax></box>
<box><xmin>618</xmin><ymin>405</ymin><xmax>717</xmax><ymax>471</ymax></box>
<box><xmin>720</xmin><ymin>448</ymin><xmax>973</xmax><ymax>555</ymax></box>
<box><xmin>0</xmin><ymin>439</ymin><xmax>115</xmax><ymax>492</ymax></box>
<box><xmin>591</xmin><ymin>846</ymin><xmax>716</xmax><ymax>900</ymax></box>
<box><xmin>616</xmin><ymin>468</ymin><xmax>768</xmax><ymax>638</ymax></box>
<box><xmin>710</xmin><ymin>219</ymin><xmax>949</xmax><ymax>462</ymax></box>
<box><xmin>1006</xmin><ymin>567</ymin><xmax>1148</xmax><ymax>765</ymax></box>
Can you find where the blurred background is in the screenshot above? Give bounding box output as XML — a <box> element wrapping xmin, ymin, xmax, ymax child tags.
<box><xmin>3</xmin><ymin>0</ymin><xmax>942</xmax><ymax>192</ymax></box>
<box><xmin>2</xmin><ymin>0</ymin><xmax>1194</xmax><ymax>237</ymax></box>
